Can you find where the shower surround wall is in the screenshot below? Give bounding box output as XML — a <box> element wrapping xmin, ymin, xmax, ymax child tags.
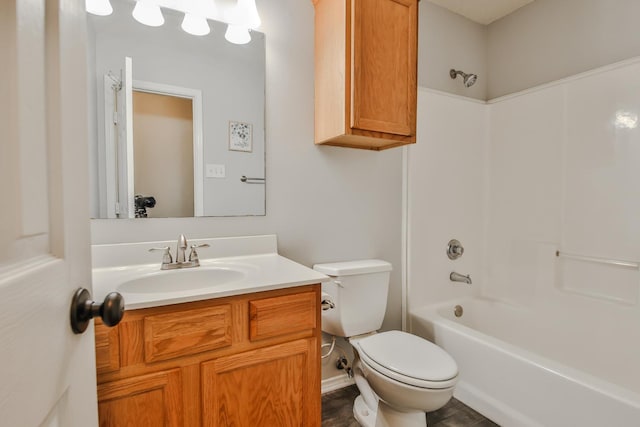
<box><xmin>407</xmin><ymin>88</ymin><xmax>487</xmax><ymax>308</ymax></box>
<box><xmin>408</xmin><ymin>58</ymin><xmax>640</xmax><ymax>423</ymax></box>
<box><xmin>485</xmin><ymin>59</ymin><xmax>640</xmax><ymax>308</ymax></box>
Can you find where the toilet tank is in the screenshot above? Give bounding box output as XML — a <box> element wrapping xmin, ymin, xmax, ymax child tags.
<box><xmin>313</xmin><ymin>259</ymin><xmax>392</xmax><ymax>337</ymax></box>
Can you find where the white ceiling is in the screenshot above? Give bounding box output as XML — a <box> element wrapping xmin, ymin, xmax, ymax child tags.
<box><xmin>427</xmin><ymin>0</ymin><xmax>536</xmax><ymax>25</ymax></box>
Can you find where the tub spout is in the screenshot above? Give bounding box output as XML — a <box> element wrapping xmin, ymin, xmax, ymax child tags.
<box><xmin>450</xmin><ymin>271</ymin><xmax>472</xmax><ymax>284</ymax></box>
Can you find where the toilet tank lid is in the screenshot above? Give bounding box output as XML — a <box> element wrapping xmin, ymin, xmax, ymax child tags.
<box><xmin>313</xmin><ymin>259</ymin><xmax>392</xmax><ymax>276</ymax></box>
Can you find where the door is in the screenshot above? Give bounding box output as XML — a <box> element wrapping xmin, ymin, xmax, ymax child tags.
<box><xmin>104</xmin><ymin>56</ymin><xmax>134</xmax><ymax>218</ymax></box>
<box><xmin>0</xmin><ymin>0</ymin><xmax>99</xmax><ymax>426</ymax></box>
<box><xmin>119</xmin><ymin>56</ymin><xmax>135</xmax><ymax>219</ymax></box>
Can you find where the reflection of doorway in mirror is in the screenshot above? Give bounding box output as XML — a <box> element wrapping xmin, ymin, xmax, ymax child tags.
<box><xmin>133</xmin><ymin>91</ymin><xmax>194</xmax><ymax>218</ymax></box>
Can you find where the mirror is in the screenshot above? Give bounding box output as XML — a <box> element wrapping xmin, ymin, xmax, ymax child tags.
<box><xmin>87</xmin><ymin>0</ymin><xmax>266</xmax><ymax>218</ymax></box>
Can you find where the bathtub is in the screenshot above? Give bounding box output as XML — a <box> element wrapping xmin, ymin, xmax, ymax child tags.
<box><xmin>410</xmin><ymin>299</ymin><xmax>640</xmax><ymax>427</ymax></box>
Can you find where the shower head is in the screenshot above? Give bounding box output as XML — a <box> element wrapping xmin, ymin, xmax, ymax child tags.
<box><xmin>450</xmin><ymin>69</ymin><xmax>478</xmax><ymax>88</ymax></box>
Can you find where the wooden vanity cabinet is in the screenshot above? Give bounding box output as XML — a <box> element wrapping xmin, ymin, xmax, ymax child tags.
<box><xmin>94</xmin><ymin>285</ymin><xmax>321</xmax><ymax>427</ymax></box>
<box><xmin>313</xmin><ymin>0</ymin><xmax>418</xmax><ymax>150</ymax></box>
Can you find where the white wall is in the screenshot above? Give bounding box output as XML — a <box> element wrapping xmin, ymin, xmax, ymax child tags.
<box><xmin>418</xmin><ymin>2</ymin><xmax>487</xmax><ymax>100</ymax></box>
<box><xmin>487</xmin><ymin>0</ymin><xmax>640</xmax><ymax>99</ymax></box>
<box><xmin>407</xmin><ymin>89</ymin><xmax>487</xmax><ymax>324</ymax></box>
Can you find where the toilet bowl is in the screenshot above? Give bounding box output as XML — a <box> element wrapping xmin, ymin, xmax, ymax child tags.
<box><xmin>314</xmin><ymin>260</ymin><xmax>458</xmax><ymax>427</ymax></box>
<box><xmin>350</xmin><ymin>331</ymin><xmax>457</xmax><ymax>427</ymax></box>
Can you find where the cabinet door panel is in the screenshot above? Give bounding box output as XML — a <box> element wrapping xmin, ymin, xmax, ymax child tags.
<box><xmin>98</xmin><ymin>369</ymin><xmax>183</xmax><ymax>427</ymax></box>
<box><xmin>352</xmin><ymin>0</ymin><xmax>417</xmax><ymax>136</ymax></box>
<box><xmin>202</xmin><ymin>339</ymin><xmax>320</xmax><ymax>427</ymax></box>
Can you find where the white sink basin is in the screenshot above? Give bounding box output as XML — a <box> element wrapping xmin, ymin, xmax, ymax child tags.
<box><xmin>118</xmin><ymin>267</ymin><xmax>247</xmax><ymax>294</ymax></box>
<box><xmin>92</xmin><ymin>236</ymin><xmax>329</xmax><ymax>310</ymax></box>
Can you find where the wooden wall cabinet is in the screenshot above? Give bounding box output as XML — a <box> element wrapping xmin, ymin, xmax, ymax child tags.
<box><xmin>313</xmin><ymin>0</ymin><xmax>418</xmax><ymax>150</ymax></box>
<box><xmin>94</xmin><ymin>285</ymin><xmax>321</xmax><ymax>427</ymax></box>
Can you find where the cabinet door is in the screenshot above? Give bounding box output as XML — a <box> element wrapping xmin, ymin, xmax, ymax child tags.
<box><xmin>352</xmin><ymin>0</ymin><xmax>417</xmax><ymax>136</ymax></box>
<box><xmin>97</xmin><ymin>369</ymin><xmax>183</xmax><ymax>427</ymax></box>
<box><xmin>202</xmin><ymin>338</ymin><xmax>320</xmax><ymax>427</ymax></box>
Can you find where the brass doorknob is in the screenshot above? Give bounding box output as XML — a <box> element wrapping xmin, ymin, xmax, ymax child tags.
<box><xmin>70</xmin><ymin>288</ymin><xmax>125</xmax><ymax>334</ymax></box>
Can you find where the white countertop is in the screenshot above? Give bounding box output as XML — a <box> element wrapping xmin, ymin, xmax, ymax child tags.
<box><xmin>92</xmin><ymin>235</ymin><xmax>329</xmax><ymax>310</ymax></box>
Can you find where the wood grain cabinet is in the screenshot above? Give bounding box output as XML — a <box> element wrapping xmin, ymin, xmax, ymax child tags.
<box><xmin>313</xmin><ymin>0</ymin><xmax>418</xmax><ymax>150</ymax></box>
<box><xmin>94</xmin><ymin>285</ymin><xmax>321</xmax><ymax>427</ymax></box>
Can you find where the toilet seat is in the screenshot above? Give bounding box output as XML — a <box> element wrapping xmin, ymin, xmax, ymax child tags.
<box><xmin>353</xmin><ymin>331</ymin><xmax>458</xmax><ymax>390</ymax></box>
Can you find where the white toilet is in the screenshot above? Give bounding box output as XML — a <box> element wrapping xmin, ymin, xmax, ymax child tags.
<box><xmin>314</xmin><ymin>260</ymin><xmax>458</xmax><ymax>427</ymax></box>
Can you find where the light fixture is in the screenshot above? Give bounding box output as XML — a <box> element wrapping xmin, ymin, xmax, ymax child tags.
<box><xmin>181</xmin><ymin>0</ymin><xmax>211</xmax><ymax>36</ymax></box>
<box><xmin>226</xmin><ymin>0</ymin><xmax>261</xmax><ymax>30</ymax></box>
<box><xmin>86</xmin><ymin>0</ymin><xmax>113</xmax><ymax>16</ymax></box>
<box><xmin>132</xmin><ymin>0</ymin><xmax>165</xmax><ymax>27</ymax></box>
<box><xmin>225</xmin><ymin>24</ymin><xmax>251</xmax><ymax>45</ymax></box>
<box><xmin>182</xmin><ymin>13</ymin><xmax>210</xmax><ymax>36</ymax></box>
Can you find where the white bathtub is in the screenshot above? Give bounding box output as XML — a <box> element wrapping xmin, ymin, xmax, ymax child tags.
<box><xmin>411</xmin><ymin>298</ymin><xmax>640</xmax><ymax>427</ymax></box>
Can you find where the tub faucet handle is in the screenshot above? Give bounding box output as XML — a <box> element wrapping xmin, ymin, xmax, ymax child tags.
<box><xmin>447</xmin><ymin>239</ymin><xmax>464</xmax><ymax>260</ymax></box>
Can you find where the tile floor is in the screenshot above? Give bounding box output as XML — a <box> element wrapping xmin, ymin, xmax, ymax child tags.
<box><xmin>321</xmin><ymin>385</ymin><xmax>499</xmax><ymax>427</ymax></box>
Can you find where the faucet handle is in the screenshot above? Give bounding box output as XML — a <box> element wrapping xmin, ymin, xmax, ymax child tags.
<box><xmin>188</xmin><ymin>243</ymin><xmax>210</xmax><ymax>263</ymax></box>
<box><xmin>447</xmin><ymin>239</ymin><xmax>464</xmax><ymax>260</ymax></box>
<box><xmin>149</xmin><ymin>246</ymin><xmax>173</xmax><ymax>265</ymax></box>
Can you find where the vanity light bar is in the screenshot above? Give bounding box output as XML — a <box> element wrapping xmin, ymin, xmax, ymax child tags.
<box><xmin>86</xmin><ymin>0</ymin><xmax>261</xmax><ymax>44</ymax></box>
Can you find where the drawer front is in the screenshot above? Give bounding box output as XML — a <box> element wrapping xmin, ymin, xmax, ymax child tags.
<box><xmin>144</xmin><ymin>304</ymin><xmax>232</xmax><ymax>363</ymax></box>
<box><xmin>249</xmin><ymin>291</ymin><xmax>317</xmax><ymax>341</ymax></box>
<box><xmin>95</xmin><ymin>322</ymin><xmax>120</xmax><ymax>374</ymax></box>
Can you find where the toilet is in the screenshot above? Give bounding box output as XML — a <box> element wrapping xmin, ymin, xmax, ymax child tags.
<box><xmin>314</xmin><ymin>260</ymin><xmax>458</xmax><ymax>427</ymax></box>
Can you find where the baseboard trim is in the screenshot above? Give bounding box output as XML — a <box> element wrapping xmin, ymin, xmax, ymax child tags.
<box><xmin>321</xmin><ymin>375</ymin><xmax>355</xmax><ymax>394</ymax></box>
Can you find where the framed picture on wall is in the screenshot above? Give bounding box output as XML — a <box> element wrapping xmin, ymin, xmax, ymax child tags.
<box><xmin>228</xmin><ymin>121</ymin><xmax>253</xmax><ymax>152</ymax></box>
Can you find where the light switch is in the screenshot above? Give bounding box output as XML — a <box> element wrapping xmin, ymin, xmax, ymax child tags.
<box><xmin>206</xmin><ymin>164</ymin><xmax>225</xmax><ymax>178</ymax></box>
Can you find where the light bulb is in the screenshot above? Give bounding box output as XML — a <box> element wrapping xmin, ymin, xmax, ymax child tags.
<box><xmin>226</xmin><ymin>0</ymin><xmax>261</xmax><ymax>30</ymax></box>
<box><xmin>86</xmin><ymin>0</ymin><xmax>113</xmax><ymax>16</ymax></box>
<box><xmin>225</xmin><ymin>24</ymin><xmax>251</xmax><ymax>45</ymax></box>
<box><xmin>182</xmin><ymin>13</ymin><xmax>210</xmax><ymax>36</ymax></box>
<box><xmin>132</xmin><ymin>0</ymin><xmax>165</xmax><ymax>27</ymax></box>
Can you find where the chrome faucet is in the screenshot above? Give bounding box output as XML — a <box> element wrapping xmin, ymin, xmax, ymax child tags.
<box><xmin>149</xmin><ymin>234</ymin><xmax>210</xmax><ymax>270</ymax></box>
<box><xmin>450</xmin><ymin>271</ymin><xmax>472</xmax><ymax>284</ymax></box>
<box><xmin>176</xmin><ymin>234</ymin><xmax>188</xmax><ymax>263</ymax></box>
